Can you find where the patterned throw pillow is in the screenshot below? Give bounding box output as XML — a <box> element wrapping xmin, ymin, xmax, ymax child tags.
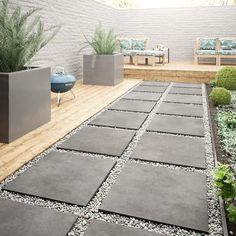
<box><xmin>199</xmin><ymin>38</ymin><xmax>217</xmax><ymax>50</ymax></box>
<box><xmin>220</xmin><ymin>39</ymin><xmax>236</xmax><ymax>50</ymax></box>
<box><xmin>132</xmin><ymin>39</ymin><xmax>147</xmax><ymax>50</ymax></box>
<box><xmin>119</xmin><ymin>38</ymin><xmax>132</xmax><ymax>50</ymax></box>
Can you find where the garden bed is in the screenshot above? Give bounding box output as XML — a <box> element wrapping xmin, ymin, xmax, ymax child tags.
<box><xmin>207</xmin><ymin>85</ymin><xmax>236</xmax><ymax>235</ymax></box>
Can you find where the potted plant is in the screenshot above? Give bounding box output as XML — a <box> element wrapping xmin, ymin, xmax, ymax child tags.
<box><xmin>82</xmin><ymin>24</ymin><xmax>124</xmax><ymax>86</ymax></box>
<box><xmin>0</xmin><ymin>0</ymin><xmax>60</xmax><ymax>143</ymax></box>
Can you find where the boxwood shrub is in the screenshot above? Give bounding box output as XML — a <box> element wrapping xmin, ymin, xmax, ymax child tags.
<box><xmin>210</xmin><ymin>87</ymin><xmax>231</xmax><ymax>106</ymax></box>
<box><xmin>216</xmin><ymin>67</ymin><xmax>236</xmax><ymax>90</ymax></box>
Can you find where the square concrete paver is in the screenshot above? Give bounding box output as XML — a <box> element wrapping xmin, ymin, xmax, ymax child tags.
<box><xmin>58</xmin><ymin>126</ymin><xmax>135</xmax><ymax>156</ymax></box>
<box><xmin>164</xmin><ymin>94</ymin><xmax>203</xmax><ymax>104</ymax></box>
<box><xmin>169</xmin><ymin>87</ymin><xmax>202</xmax><ymax>95</ymax></box>
<box><xmin>0</xmin><ymin>198</ymin><xmax>77</xmax><ymax>236</ymax></box>
<box><xmin>3</xmin><ymin>152</ymin><xmax>116</xmax><ymax>206</ymax></box>
<box><xmin>84</xmin><ymin>220</ymin><xmax>161</xmax><ymax>236</ymax></box>
<box><xmin>100</xmin><ymin>163</ymin><xmax>208</xmax><ymax>233</ymax></box>
<box><xmin>109</xmin><ymin>99</ymin><xmax>156</xmax><ymax>113</ymax></box>
<box><xmin>131</xmin><ymin>133</ymin><xmax>206</xmax><ymax>168</ymax></box>
<box><xmin>123</xmin><ymin>91</ymin><xmax>161</xmax><ymax>101</ymax></box>
<box><xmin>133</xmin><ymin>85</ymin><xmax>166</xmax><ymax>93</ymax></box>
<box><xmin>173</xmin><ymin>82</ymin><xmax>202</xmax><ymax>88</ymax></box>
<box><xmin>158</xmin><ymin>102</ymin><xmax>203</xmax><ymax>117</ymax></box>
<box><xmin>147</xmin><ymin>115</ymin><xmax>204</xmax><ymax>137</ymax></box>
<box><xmin>89</xmin><ymin>110</ymin><xmax>147</xmax><ymax>130</ymax></box>
<box><xmin>142</xmin><ymin>81</ymin><xmax>170</xmax><ymax>87</ymax></box>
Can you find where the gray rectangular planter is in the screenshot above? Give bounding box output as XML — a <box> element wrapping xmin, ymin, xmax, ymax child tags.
<box><xmin>0</xmin><ymin>67</ymin><xmax>51</xmax><ymax>143</ymax></box>
<box><xmin>83</xmin><ymin>53</ymin><xmax>124</xmax><ymax>86</ymax></box>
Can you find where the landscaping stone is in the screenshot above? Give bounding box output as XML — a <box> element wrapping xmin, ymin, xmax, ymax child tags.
<box><xmin>89</xmin><ymin>110</ymin><xmax>147</xmax><ymax>130</ymax></box>
<box><xmin>123</xmin><ymin>91</ymin><xmax>161</xmax><ymax>101</ymax></box>
<box><xmin>147</xmin><ymin>115</ymin><xmax>204</xmax><ymax>137</ymax></box>
<box><xmin>133</xmin><ymin>85</ymin><xmax>166</xmax><ymax>93</ymax></box>
<box><xmin>100</xmin><ymin>163</ymin><xmax>208</xmax><ymax>233</ymax></box>
<box><xmin>131</xmin><ymin>133</ymin><xmax>206</xmax><ymax>168</ymax></box>
<box><xmin>3</xmin><ymin>152</ymin><xmax>116</xmax><ymax>206</ymax></box>
<box><xmin>172</xmin><ymin>82</ymin><xmax>202</xmax><ymax>88</ymax></box>
<box><xmin>109</xmin><ymin>99</ymin><xmax>156</xmax><ymax>113</ymax></box>
<box><xmin>142</xmin><ymin>81</ymin><xmax>170</xmax><ymax>87</ymax></box>
<box><xmin>157</xmin><ymin>102</ymin><xmax>203</xmax><ymax>117</ymax></box>
<box><xmin>0</xmin><ymin>198</ymin><xmax>77</xmax><ymax>236</ymax></box>
<box><xmin>58</xmin><ymin>126</ymin><xmax>135</xmax><ymax>156</ymax></box>
<box><xmin>169</xmin><ymin>87</ymin><xmax>202</xmax><ymax>95</ymax></box>
<box><xmin>83</xmin><ymin>220</ymin><xmax>160</xmax><ymax>236</ymax></box>
<box><xmin>164</xmin><ymin>94</ymin><xmax>203</xmax><ymax>104</ymax></box>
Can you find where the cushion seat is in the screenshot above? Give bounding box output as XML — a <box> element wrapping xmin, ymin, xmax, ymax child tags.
<box><xmin>218</xmin><ymin>49</ymin><xmax>236</xmax><ymax>55</ymax></box>
<box><xmin>195</xmin><ymin>50</ymin><xmax>217</xmax><ymax>55</ymax></box>
<box><xmin>123</xmin><ymin>49</ymin><xmax>165</xmax><ymax>57</ymax></box>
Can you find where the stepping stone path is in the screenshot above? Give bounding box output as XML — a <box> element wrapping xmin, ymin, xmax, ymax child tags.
<box><xmin>1</xmin><ymin>81</ymin><xmax>215</xmax><ymax>235</ymax></box>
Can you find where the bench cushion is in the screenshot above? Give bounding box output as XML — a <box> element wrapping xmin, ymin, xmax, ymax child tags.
<box><xmin>195</xmin><ymin>50</ymin><xmax>217</xmax><ymax>55</ymax></box>
<box><xmin>119</xmin><ymin>38</ymin><xmax>132</xmax><ymax>50</ymax></box>
<box><xmin>199</xmin><ymin>38</ymin><xmax>217</xmax><ymax>50</ymax></box>
<box><xmin>132</xmin><ymin>39</ymin><xmax>147</xmax><ymax>50</ymax></box>
<box><xmin>218</xmin><ymin>49</ymin><xmax>236</xmax><ymax>55</ymax></box>
<box><xmin>220</xmin><ymin>39</ymin><xmax>236</xmax><ymax>50</ymax></box>
<box><xmin>123</xmin><ymin>50</ymin><xmax>164</xmax><ymax>57</ymax></box>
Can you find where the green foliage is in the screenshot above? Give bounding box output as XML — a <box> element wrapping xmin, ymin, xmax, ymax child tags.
<box><xmin>227</xmin><ymin>203</ymin><xmax>236</xmax><ymax>223</ymax></box>
<box><xmin>210</xmin><ymin>87</ymin><xmax>231</xmax><ymax>106</ymax></box>
<box><xmin>217</xmin><ymin>111</ymin><xmax>236</xmax><ymax>156</ymax></box>
<box><xmin>223</xmin><ymin>111</ymin><xmax>236</xmax><ymax>129</ymax></box>
<box><xmin>83</xmin><ymin>24</ymin><xmax>118</xmax><ymax>55</ymax></box>
<box><xmin>213</xmin><ymin>163</ymin><xmax>236</xmax><ymax>200</ymax></box>
<box><xmin>0</xmin><ymin>0</ymin><xmax>61</xmax><ymax>72</ymax></box>
<box><xmin>216</xmin><ymin>67</ymin><xmax>236</xmax><ymax>90</ymax></box>
<box><xmin>209</xmin><ymin>79</ymin><xmax>217</xmax><ymax>87</ymax></box>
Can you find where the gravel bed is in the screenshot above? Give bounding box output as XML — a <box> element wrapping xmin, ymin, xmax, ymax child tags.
<box><xmin>0</xmin><ymin>81</ymin><xmax>223</xmax><ymax>236</ymax></box>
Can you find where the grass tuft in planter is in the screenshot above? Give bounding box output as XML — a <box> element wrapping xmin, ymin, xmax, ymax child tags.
<box><xmin>82</xmin><ymin>24</ymin><xmax>124</xmax><ymax>86</ymax></box>
<box><xmin>0</xmin><ymin>0</ymin><xmax>61</xmax><ymax>143</ymax></box>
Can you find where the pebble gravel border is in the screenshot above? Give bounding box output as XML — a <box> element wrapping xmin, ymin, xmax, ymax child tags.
<box><xmin>0</xmin><ymin>82</ymin><xmax>223</xmax><ymax>236</ymax></box>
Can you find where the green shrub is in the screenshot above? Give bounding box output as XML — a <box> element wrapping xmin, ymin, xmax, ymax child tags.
<box><xmin>209</xmin><ymin>79</ymin><xmax>217</xmax><ymax>87</ymax></box>
<box><xmin>210</xmin><ymin>87</ymin><xmax>231</xmax><ymax>106</ymax></box>
<box><xmin>216</xmin><ymin>67</ymin><xmax>236</xmax><ymax>90</ymax></box>
<box><xmin>83</xmin><ymin>24</ymin><xmax>118</xmax><ymax>55</ymax></box>
<box><xmin>227</xmin><ymin>203</ymin><xmax>236</xmax><ymax>223</ymax></box>
<box><xmin>0</xmin><ymin>0</ymin><xmax>60</xmax><ymax>72</ymax></box>
<box><xmin>224</xmin><ymin>112</ymin><xmax>236</xmax><ymax>129</ymax></box>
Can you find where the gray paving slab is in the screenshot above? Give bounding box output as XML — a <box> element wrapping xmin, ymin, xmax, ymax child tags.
<box><xmin>172</xmin><ymin>82</ymin><xmax>202</xmax><ymax>88</ymax></box>
<box><xmin>89</xmin><ymin>110</ymin><xmax>147</xmax><ymax>130</ymax></box>
<box><xmin>157</xmin><ymin>102</ymin><xmax>203</xmax><ymax>117</ymax></box>
<box><xmin>164</xmin><ymin>94</ymin><xmax>203</xmax><ymax>104</ymax></box>
<box><xmin>147</xmin><ymin>115</ymin><xmax>204</xmax><ymax>137</ymax></box>
<box><xmin>0</xmin><ymin>198</ymin><xmax>77</xmax><ymax>236</ymax></box>
<box><xmin>3</xmin><ymin>152</ymin><xmax>116</xmax><ymax>206</ymax></box>
<box><xmin>133</xmin><ymin>85</ymin><xmax>166</xmax><ymax>93</ymax></box>
<box><xmin>84</xmin><ymin>220</ymin><xmax>161</xmax><ymax>236</ymax></box>
<box><xmin>100</xmin><ymin>163</ymin><xmax>208</xmax><ymax>233</ymax></box>
<box><xmin>58</xmin><ymin>126</ymin><xmax>135</xmax><ymax>156</ymax></box>
<box><xmin>109</xmin><ymin>99</ymin><xmax>156</xmax><ymax>113</ymax></box>
<box><xmin>123</xmin><ymin>91</ymin><xmax>162</xmax><ymax>101</ymax></box>
<box><xmin>131</xmin><ymin>133</ymin><xmax>206</xmax><ymax>168</ymax></box>
<box><xmin>142</xmin><ymin>81</ymin><xmax>170</xmax><ymax>87</ymax></box>
<box><xmin>169</xmin><ymin>87</ymin><xmax>202</xmax><ymax>95</ymax></box>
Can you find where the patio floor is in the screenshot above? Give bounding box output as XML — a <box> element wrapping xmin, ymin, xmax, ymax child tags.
<box><xmin>0</xmin><ymin>81</ymin><xmax>221</xmax><ymax>235</ymax></box>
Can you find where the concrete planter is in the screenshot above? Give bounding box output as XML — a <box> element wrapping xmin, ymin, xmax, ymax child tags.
<box><xmin>83</xmin><ymin>53</ymin><xmax>124</xmax><ymax>86</ymax></box>
<box><xmin>0</xmin><ymin>67</ymin><xmax>51</xmax><ymax>143</ymax></box>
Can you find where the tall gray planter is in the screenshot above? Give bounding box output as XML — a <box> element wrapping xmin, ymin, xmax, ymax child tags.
<box><xmin>83</xmin><ymin>53</ymin><xmax>124</xmax><ymax>86</ymax></box>
<box><xmin>0</xmin><ymin>67</ymin><xmax>51</xmax><ymax>143</ymax></box>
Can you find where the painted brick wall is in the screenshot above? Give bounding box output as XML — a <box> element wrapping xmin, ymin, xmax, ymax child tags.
<box><xmin>118</xmin><ymin>6</ymin><xmax>236</xmax><ymax>61</ymax></box>
<box><xmin>11</xmin><ymin>0</ymin><xmax>119</xmax><ymax>78</ymax></box>
<box><xmin>10</xmin><ymin>0</ymin><xmax>236</xmax><ymax>76</ymax></box>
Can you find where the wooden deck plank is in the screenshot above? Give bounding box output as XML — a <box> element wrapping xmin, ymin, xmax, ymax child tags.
<box><xmin>0</xmin><ymin>79</ymin><xmax>141</xmax><ymax>181</ymax></box>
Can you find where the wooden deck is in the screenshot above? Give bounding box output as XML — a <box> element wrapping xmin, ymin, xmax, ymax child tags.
<box><xmin>0</xmin><ymin>79</ymin><xmax>141</xmax><ymax>182</ymax></box>
<box><xmin>124</xmin><ymin>61</ymin><xmax>230</xmax><ymax>83</ymax></box>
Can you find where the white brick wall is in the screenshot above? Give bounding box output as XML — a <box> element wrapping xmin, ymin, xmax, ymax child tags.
<box><xmin>11</xmin><ymin>0</ymin><xmax>236</xmax><ymax>77</ymax></box>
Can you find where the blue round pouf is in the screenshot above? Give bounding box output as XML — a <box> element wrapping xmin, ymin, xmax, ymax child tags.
<box><xmin>51</xmin><ymin>73</ymin><xmax>76</xmax><ymax>93</ymax></box>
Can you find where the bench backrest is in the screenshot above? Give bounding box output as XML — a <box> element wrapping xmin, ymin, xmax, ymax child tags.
<box><xmin>118</xmin><ymin>38</ymin><xmax>149</xmax><ymax>51</ymax></box>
